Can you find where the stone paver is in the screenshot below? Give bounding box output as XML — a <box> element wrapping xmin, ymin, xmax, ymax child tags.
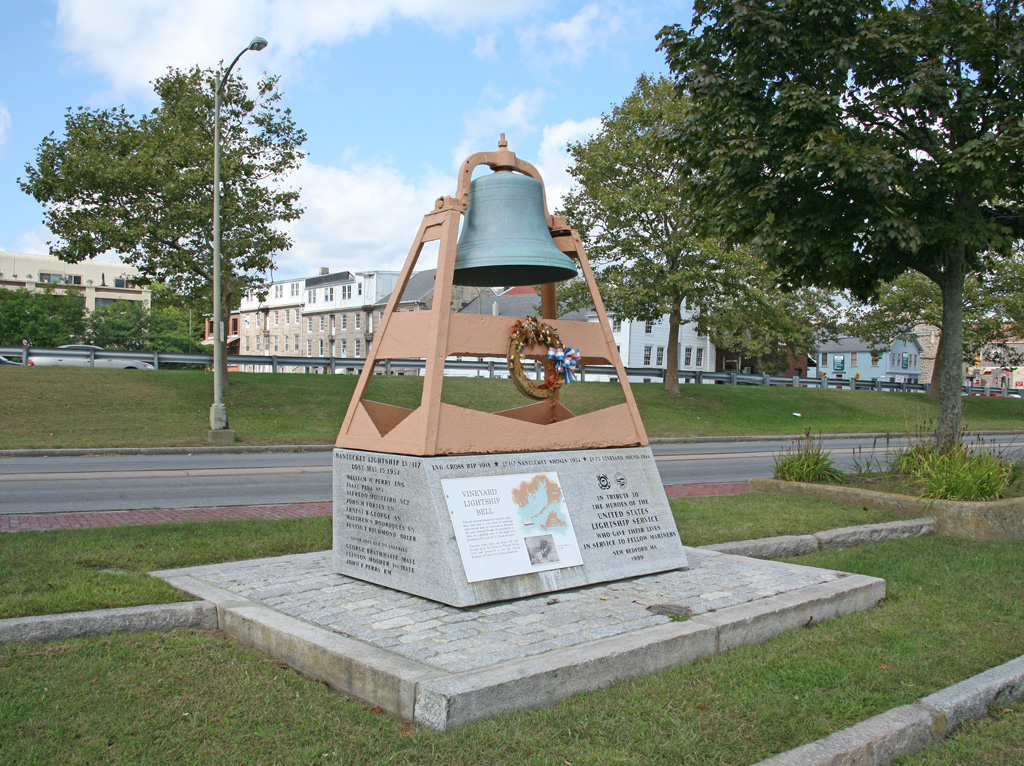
<box><xmin>157</xmin><ymin>547</ymin><xmax>841</xmax><ymax>673</ymax></box>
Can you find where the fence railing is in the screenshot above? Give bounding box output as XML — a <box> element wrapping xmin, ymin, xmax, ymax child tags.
<box><xmin>4</xmin><ymin>344</ymin><xmax>1019</xmax><ymax>397</ymax></box>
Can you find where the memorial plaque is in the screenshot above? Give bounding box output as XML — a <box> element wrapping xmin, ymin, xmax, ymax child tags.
<box><xmin>333</xmin><ymin>446</ymin><xmax>688</xmax><ymax>607</ymax></box>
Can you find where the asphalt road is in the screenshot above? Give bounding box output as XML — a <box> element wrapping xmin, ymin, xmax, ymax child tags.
<box><xmin>2</xmin><ymin>434</ymin><xmax>1021</xmax><ymax>516</ymax></box>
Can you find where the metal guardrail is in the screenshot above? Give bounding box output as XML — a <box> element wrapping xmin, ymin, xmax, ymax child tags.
<box><xmin>4</xmin><ymin>344</ymin><xmax>1020</xmax><ymax>397</ymax></box>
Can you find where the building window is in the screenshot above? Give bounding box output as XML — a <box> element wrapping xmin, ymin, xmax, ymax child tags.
<box><xmin>821</xmin><ymin>353</ymin><xmax>828</xmax><ymax>366</ymax></box>
<box><xmin>684</xmin><ymin>347</ymin><xmax>692</xmax><ymax>366</ymax></box>
<box><xmin>891</xmin><ymin>352</ymin><xmax>897</xmax><ymax>365</ymax></box>
<box><xmin>696</xmin><ymin>348</ymin><xmax>704</xmax><ymax>368</ymax></box>
<box><xmin>319</xmin><ymin>316</ymin><xmax>325</xmax><ymax>331</ymax></box>
<box><xmin>850</xmin><ymin>352</ymin><xmax>858</xmax><ymax>366</ymax></box>
<box><xmin>306</xmin><ymin>340</ymin><xmax>312</xmax><ymax>356</ymax></box>
<box><xmin>340</xmin><ymin>339</ymin><xmax>347</xmax><ymax>357</ymax></box>
<box><xmin>113</xmin><ymin>277</ymin><xmax>132</xmax><ymax>288</ymax></box>
<box><xmin>274</xmin><ymin>310</ymin><xmax>279</xmax><ymax>326</ymax></box>
<box><xmin>308</xmin><ymin>289</ymin><xmax>317</xmax><ymax>304</ymax></box>
<box><xmin>294</xmin><ymin>334</ymin><xmax>299</xmax><ymax>349</ymax></box>
<box><xmin>358</xmin><ymin>283</ymin><xmax>362</xmax><ymax>296</ymax></box>
<box><xmin>643</xmin><ymin>346</ymin><xmax>652</xmax><ymax>365</ymax></box>
<box><xmin>244</xmin><ymin>315</ymin><xmax>250</xmax><ymax>328</ymax></box>
<box><xmin>645</xmin><ymin>321</ymin><xmax>653</xmax><ymax>334</ymax></box>
<box><xmin>342</xmin><ymin>285</ymin><xmax>352</xmax><ymax>300</ymax></box>
<box><xmin>325</xmin><ymin>287</ymin><xmax>334</xmax><ymax>301</ymax></box>
<box><xmin>355</xmin><ymin>313</ymin><xmax>361</xmax><ymax>330</ymax></box>
<box><xmin>318</xmin><ymin>339</ymin><xmax>324</xmax><ymax>355</ymax></box>
<box><xmin>284</xmin><ymin>336</ymin><xmax>289</xmax><ymax>352</ymax></box>
<box><xmin>39</xmin><ymin>272</ymin><xmax>83</xmax><ymax>285</ymax></box>
<box><xmin>612</xmin><ymin>318</ymin><xmax>621</xmax><ymax>333</ymax></box>
<box><xmin>331</xmin><ymin>315</ymin><xmax>336</xmax><ymax>333</ymax></box>
<box><xmin>354</xmin><ymin>339</ymin><xmax>361</xmax><ymax>356</ymax></box>
<box><xmin>307</xmin><ymin>317</ymin><xmax>313</xmax><ymax>332</ymax></box>
<box><xmin>255</xmin><ymin>336</ymin><xmax>261</xmax><ymax>352</ymax></box>
<box><xmin>341</xmin><ymin>314</ymin><xmax>348</xmax><ymax>330</ymax></box>
<box><xmin>656</xmin><ymin>347</ymin><xmax>664</xmax><ymax>366</ymax></box>
<box><xmin>274</xmin><ymin>284</ymin><xmax>283</xmax><ymax>298</ymax></box>
<box><xmin>273</xmin><ymin>336</ymin><xmax>279</xmax><ymax>352</ymax></box>
<box><xmin>290</xmin><ymin>282</ymin><xmax>299</xmax><ymax>297</ymax></box>
<box><xmin>244</xmin><ymin>336</ymin><xmax>250</xmax><ymax>351</ymax></box>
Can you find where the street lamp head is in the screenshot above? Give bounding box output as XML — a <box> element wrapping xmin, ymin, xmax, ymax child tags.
<box><xmin>249</xmin><ymin>36</ymin><xmax>268</xmax><ymax>52</ymax></box>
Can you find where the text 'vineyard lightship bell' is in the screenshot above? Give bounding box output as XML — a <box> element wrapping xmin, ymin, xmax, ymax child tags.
<box><xmin>453</xmin><ymin>170</ymin><xmax>578</xmax><ymax>287</ymax></box>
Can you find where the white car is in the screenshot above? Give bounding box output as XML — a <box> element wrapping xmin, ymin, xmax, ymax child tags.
<box><xmin>27</xmin><ymin>344</ymin><xmax>155</xmax><ymax>370</ymax></box>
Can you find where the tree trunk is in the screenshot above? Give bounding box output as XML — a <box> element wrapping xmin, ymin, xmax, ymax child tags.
<box><xmin>928</xmin><ymin>334</ymin><xmax>942</xmax><ymax>399</ymax></box>
<box><xmin>935</xmin><ymin>249</ymin><xmax>967</xmax><ymax>451</ymax></box>
<box><xmin>665</xmin><ymin>304</ymin><xmax>682</xmax><ymax>394</ymax></box>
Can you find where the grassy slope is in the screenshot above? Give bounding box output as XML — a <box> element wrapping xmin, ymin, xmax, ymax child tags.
<box><xmin>1</xmin><ymin>366</ymin><xmax>1021</xmax><ymax>448</ymax></box>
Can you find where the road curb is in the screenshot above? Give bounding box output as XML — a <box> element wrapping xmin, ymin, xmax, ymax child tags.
<box><xmin>1</xmin><ymin>431</ymin><xmax>1019</xmax><ymax>458</ymax></box>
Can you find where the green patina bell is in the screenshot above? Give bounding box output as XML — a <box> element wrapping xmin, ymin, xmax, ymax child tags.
<box><xmin>453</xmin><ymin>171</ymin><xmax>578</xmax><ymax>287</ymax></box>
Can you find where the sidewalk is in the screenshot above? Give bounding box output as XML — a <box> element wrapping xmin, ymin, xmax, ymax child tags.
<box><xmin>0</xmin><ymin>482</ymin><xmax>750</xmax><ymax>533</ymax></box>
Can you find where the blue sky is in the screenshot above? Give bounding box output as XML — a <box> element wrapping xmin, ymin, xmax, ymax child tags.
<box><xmin>0</xmin><ymin>0</ymin><xmax>692</xmax><ymax>280</ymax></box>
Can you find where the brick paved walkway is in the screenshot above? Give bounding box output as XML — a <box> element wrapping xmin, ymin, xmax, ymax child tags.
<box><xmin>0</xmin><ymin>482</ymin><xmax>748</xmax><ymax>533</ymax></box>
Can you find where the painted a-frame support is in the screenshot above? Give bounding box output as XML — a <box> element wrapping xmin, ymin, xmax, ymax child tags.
<box><xmin>336</xmin><ymin>140</ymin><xmax>648</xmax><ymax>457</ymax></box>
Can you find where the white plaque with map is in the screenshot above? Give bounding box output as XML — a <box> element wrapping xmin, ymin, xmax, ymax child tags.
<box><xmin>442</xmin><ymin>473</ymin><xmax>584</xmax><ymax>582</ymax></box>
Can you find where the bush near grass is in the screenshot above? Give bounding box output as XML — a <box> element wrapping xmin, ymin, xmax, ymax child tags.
<box><xmin>772</xmin><ymin>431</ymin><xmax>844</xmax><ymax>483</ymax></box>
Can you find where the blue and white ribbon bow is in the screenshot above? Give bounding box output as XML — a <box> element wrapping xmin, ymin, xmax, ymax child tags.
<box><xmin>549</xmin><ymin>346</ymin><xmax>581</xmax><ymax>384</ymax></box>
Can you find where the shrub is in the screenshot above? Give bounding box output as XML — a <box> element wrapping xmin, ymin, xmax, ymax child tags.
<box><xmin>772</xmin><ymin>431</ymin><xmax>843</xmax><ymax>483</ymax></box>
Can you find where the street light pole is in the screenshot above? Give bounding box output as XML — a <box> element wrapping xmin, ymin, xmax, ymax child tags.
<box><xmin>208</xmin><ymin>35</ymin><xmax>267</xmax><ymax>443</ymax></box>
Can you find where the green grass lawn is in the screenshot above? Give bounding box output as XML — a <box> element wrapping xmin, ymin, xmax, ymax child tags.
<box><xmin>0</xmin><ymin>493</ymin><xmax>906</xmax><ymax>619</ymax></box>
<box><xmin>2</xmin><ymin>535</ymin><xmax>1023</xmax><ymax>765</ymax></box>
<box><xmin>2</xmin><ymin>366</ymin><xmax>1022</xmax><ymax>448</ymax></box>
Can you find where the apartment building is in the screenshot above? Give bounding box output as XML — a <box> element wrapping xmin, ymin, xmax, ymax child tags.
<box><xmin>0</xmin><ymin>251</ymin><xmax>150</xmax><ymax>311</ymax></box>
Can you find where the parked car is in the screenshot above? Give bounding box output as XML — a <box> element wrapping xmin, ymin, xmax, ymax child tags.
<box><xmin>0</xmin><ymin>355</ymin><xmax>24</xmax><ymax>365</ymax></box>
<box><xmin>26</xmin><ymin>344</ymin><xmax>155</xmax><ymax>370</ymax></box>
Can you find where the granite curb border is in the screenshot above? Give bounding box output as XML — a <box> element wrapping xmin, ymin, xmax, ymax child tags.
<box><xmin>702</xmin><ymin>518</ymin><xmax>938</xmax><ymax>559</ymax></box>
<box><xmin>754</xmin><ymin>655</ymin><xmax>1024</xmax><ymax>765</ymax></box>
<box><xmin>751</xmin><ymin>478</ymin><xmax>1024</xmax><ymax>540</ymax></box>
<box><xmin>0</xmin><ymin>601</ymin><xmax>217</xmax><ymax>646</ymax></box>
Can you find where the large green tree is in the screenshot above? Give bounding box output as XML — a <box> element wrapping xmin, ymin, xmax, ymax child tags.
<box><xmin>0</xmin><ymin>288</ymin><xmax>85</xmax><ymax>347</ymax></box>
<box><xmin>560</xmin><ymin>74</ymin><xmax>835</xmax><ymax>388</ymax></box>
<box><xmin>86</xmin><ymin>294</ymin><xmax>202</xmax><ymax>354</ymax></box>
<box><xmin>659</xmin><ymin>0</ymin><xmax>1024</xmax><ymax>448</ymax></box>
<box><xmin>560</xmin><ymin>74</ymin><xmax>751</xmax><ymax>392</ymax></box>
<box><xmin>19</xmin><ymin>65</ymin><xmax>306</xmax><ymax>377</ymax></box>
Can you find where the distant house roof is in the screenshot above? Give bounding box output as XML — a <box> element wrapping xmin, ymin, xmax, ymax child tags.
<box><xmin>305</xmin><ymin>270</ymin><xmax>353</xmax><ymax>288</ymax></box>
<box><xmin>374</xmin><ymin>269</ymin><xmax>437</xmax><ymax>307</ymax></box>
<box><xmin>459</xmin><ymin>291</ymin><xmax>589</xmax><ymax>320</ymax></box>
<box><xmin>818</xmin><ymin>336</ymin><xmax>922</xmax><ymax>353</ymax></box>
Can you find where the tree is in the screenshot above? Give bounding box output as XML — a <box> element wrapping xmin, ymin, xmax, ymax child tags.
<box><xmin>19</xmin><ymin>65</ymin><xmax>306</xmax><ymax>381</ymax></box>
<box><xmin>843</xmin><ymin>249</ymin><xmax>1024</xmax><ymax>387</ymax></box>
<box><xmin>86</xmin><ymin>295</ymin><xmax>202</xmax><ymax>354</ymax></box>
<box><xmin>560</xmin><ymin>74</ymin><xmax>750</xmax><ymax>392</ymax></box>
<box><xmin>0</xmin><ymin>287</ymin><xmax>85</xmax><ymax>347</ymax></box>
<box><xmin>659</xmin><ymin>0</ymin><xmax>1024</xmax><ymax>449</ymax></box>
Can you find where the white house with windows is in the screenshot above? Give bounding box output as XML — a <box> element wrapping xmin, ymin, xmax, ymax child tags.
<box><xmin>600</xmin><ymin>313</ymin><xmax>715</xmax><ymax>383</ymax></box>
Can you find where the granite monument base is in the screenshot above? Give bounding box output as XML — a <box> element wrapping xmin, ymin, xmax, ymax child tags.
<box><xmin>333</xmin><ymin>446</ymin><xmax>688</xmax><ymax>607</ymax></box>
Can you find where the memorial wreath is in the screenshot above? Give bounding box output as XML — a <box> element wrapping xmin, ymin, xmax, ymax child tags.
<box><xmin>507</xmin><ymin>316</ymin><xmax>581</xmax><ymax>400</ymax></box>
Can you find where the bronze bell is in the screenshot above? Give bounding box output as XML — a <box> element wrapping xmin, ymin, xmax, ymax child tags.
<box><xmin>453</xmin><ymin>170</ymin><xmax>578</xmax><ymax>286</ymax></box>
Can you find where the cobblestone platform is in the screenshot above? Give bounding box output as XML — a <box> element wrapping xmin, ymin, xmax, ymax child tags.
<box><xmin>155</xmin><ymin>546</ymin><xmax>884</xmax><ymax>729</ymax></box>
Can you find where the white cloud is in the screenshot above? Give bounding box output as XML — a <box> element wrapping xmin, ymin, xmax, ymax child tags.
<box><xmin>473</xmin><ymin>32</ymin><xmax>499</xmax><ymax>60</ymax></box>
<box><xmin>0</xmin><ymin>104</ymin><xmax>9</xmax><ymax>155</ymax></box>
<box><xmin>517</xmin><ymin>2</ymin><xmax>625</xmax><ymax>70</ymax></box>
<box><xmin>55</xmin><ymin>0</ymin><xmax>540</xmax><ymax>101</ymax></box>
<box><xmin>535</xmin><ymin>117</ymin><xmax>602</xmax><ymax>212</ymax></box>
<box><xmin>276</xmin><ymin>160</ymin><xmax>450</xmax><ymax>278</ymax></box>
<box><xmin>15</xmin><ymin>229</ymin><xmax>52</xmax><ymax>256</ymax></box>
<box><xmin>452</xmin><ymin>88</ymin><xmax>548</xmax><ymax>170</ymax></box>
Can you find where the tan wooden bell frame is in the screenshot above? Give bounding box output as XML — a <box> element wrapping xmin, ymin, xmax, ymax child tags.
<box><xmin>336</xmin><ymin>137</ymin><xmax>649</xmax><ymax>456</ymax></box>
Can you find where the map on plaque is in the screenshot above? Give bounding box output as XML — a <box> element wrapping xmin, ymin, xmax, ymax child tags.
<box><xmin>442</xmin><ymin>472</ymin><xmax>584</xmax><ymax>582</ymax></box>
